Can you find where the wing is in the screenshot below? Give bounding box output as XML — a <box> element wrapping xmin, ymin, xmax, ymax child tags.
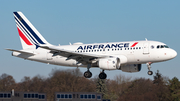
<box><xmin>40</xmin><ymin>45</ymin><xmax>107</xmax><ymax>63</ymax></box>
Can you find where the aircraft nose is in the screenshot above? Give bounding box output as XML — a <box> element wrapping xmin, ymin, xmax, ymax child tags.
<box><xmin>170</xmin><ymin>49</ymin><xmax>177</xmax><ymax>59</ymax></box>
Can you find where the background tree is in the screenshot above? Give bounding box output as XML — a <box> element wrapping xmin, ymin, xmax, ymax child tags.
<box><xmin>96</xmin><ymin>77</ymin><xmax>108</xmax><ymax>99</ymax></box>
<box><xmin>168</xmin><ymin>77</ymin><xmax>180</xmax><ymax>101</ymax></box>
<box><xmin>105</xmin><ymin>74</ymin><xmax>132</xmax><ymax>101</ymax></box>
<box><xmin>0</xmin><ymin>68</ymin><xmax>179</xmax><ymax>101</ymax></box>
<box><xmin>118</xmin><ymin>78</ymin><xmax>158</xmax><ymax>101</ymax></box>
<box><xmin>153</xmin><ymin>70</ymin><xmax>170</xmax><ymax>101</ymax></box>
<box><xmin>0</xmin><ymin>73</ymin><xmax>16</xmax><ymax>91</ymax></box>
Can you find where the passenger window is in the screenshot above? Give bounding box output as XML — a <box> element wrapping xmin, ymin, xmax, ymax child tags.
<box><xmin>151</xmin><ymin>45</ymin><xmax>154</xmax><ymax>49</ymax></box>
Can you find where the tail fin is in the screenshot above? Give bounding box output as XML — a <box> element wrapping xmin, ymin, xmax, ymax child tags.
<box><xmin>13</xmin><ymin>12</ymin><xmax>51</xmax><ymax>49</ymax></box>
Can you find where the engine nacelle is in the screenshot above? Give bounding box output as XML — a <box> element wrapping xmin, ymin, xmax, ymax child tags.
<box><xmin>98</xmin><ymin>57</ymin><xmax>120</xmax><ymax>70</ymax></box>
<box><xmin>120</xmin><ymin>64</ymin><xmax>141</xmax><ymax>73</ymax></box>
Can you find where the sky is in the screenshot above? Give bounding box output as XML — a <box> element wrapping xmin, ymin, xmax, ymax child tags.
<box><xmin>0</xmin><ymin>1</ymin><xmax>180</xmax><ymax>82</ymax></box>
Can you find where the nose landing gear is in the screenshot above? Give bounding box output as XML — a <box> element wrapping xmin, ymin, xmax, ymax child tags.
<box><xmin>147</xmin><ymin>62</ymin><xmax>153</xmax><ymax>75</ymax></box>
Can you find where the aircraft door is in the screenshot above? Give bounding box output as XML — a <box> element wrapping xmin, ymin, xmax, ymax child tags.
<box><xmin>143</xmin><ymin>43</ymin><xmax>149</xmax><ymax>54</ymax></box>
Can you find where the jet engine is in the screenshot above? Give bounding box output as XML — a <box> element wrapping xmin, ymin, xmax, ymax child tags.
<box><xmin>98</xmin><ymin>57</ymin><xmax>120</xmax><ymax>70</ymax></box>
<box><xmin>120</xmin><ymin>64</ymin><xmax>141</xmax><ymax>72</ymax></box>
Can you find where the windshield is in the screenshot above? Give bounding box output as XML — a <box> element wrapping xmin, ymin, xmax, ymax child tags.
<box><xmin>157</xmin><ymin>45</ymin><xmax>169</xmax><ymax>49</ymax></box>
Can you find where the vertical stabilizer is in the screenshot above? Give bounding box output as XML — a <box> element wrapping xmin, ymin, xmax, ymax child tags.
<box><xmin>13</xmin><ymin>12</ymin><xmax>51</xmax><ymax>49</ymax></box>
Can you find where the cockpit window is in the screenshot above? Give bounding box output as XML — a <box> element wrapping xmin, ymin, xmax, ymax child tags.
<box><xmin>157</xmin><ymin>45</ymin><xmax>169</xmax><ymax>49</ymax></box>
<box><xmin>157</xmin><ymin>45</ymin><xmax>160</xmax><ymax>49</ymax></box>
<box><xmin>164</xmin><ymin>45</ymin><xmax>169</xmax><ymax>48</ymax></box>
<box><xmin>161</xmin><ymin>45</ymin><xmax>164</xmax><ymax>48</ymax></box>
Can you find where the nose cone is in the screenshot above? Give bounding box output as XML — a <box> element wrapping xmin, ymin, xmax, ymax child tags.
<box><xmin>171</xmin><ymin>49</ymin><xmax>177</xmax><ymax>58</ymax></box>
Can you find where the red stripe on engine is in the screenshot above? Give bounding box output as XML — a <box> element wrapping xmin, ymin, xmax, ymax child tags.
<box><xmin>131</xmin><ymin>42</ymin><xmax>138</xmax><ymax>47</ymax></box>
<box><xmin>17</xmin><ymin>27</ymin><xmax>33</xmax><ymax>45</ymax></box>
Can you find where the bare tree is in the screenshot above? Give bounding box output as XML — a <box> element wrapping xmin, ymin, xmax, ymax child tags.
<box><xmin>0</xmin><ymin>73</ymin><xmax>16</xmax><ymax>91</ymax></box>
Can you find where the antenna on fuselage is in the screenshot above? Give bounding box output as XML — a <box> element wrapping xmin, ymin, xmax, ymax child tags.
<box><xmin>145</xmin><ymin>38</ymin><xmax>148</xmax><ymax>41</ymax></box>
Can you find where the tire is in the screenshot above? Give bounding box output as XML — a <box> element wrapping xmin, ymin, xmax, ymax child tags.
<box><xmin>84</xmin><ymin>71</ymin><xmax>92</xmax><ymax>78</ymax></box>
<box><xmin>99</xmin><ymin>73</ymin><xmax>107</xmax><ymax>79</ymax></box>
<box><xmin>148</xmin><ymin>71</ymin><xmax>153</xmax><ymax>75</ymax></box>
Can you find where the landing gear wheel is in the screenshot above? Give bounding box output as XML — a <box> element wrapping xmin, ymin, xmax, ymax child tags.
<box><xmin>99</xmin><ymin>72</ymin><xmax>107</xmax><ymax>79</ymax></box>
<box><xmin>148</xmin><ymin>71</ymin><xmax>153</xmax><ymax>75</ymax></box>
<box><xmin>146</xmin><ymin>62</ymin><xmax>153</xmax><ymax>76</ymax></box>
<box><xmin>84</xmin><ymin>71</ymin><xmax>92</xmax><ymax>78</ymax></box>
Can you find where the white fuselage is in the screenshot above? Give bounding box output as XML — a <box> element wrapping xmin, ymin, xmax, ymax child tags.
<box><xmin>12</xmin><ymin>40</ymin><xmax>177</xmax><ymax>68</ymax></box>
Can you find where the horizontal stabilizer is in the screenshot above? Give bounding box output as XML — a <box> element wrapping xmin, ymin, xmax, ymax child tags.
<box><xmin>5</xmin><ymin>49</ymin><xmax>36</xmax><ymax>55</ymax></box>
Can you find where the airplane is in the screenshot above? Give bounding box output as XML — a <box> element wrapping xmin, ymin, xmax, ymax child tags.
<box><xmin>6</xmin><ymin>12</ymin><xmax>177</xmax><ymax>79</ymax></box>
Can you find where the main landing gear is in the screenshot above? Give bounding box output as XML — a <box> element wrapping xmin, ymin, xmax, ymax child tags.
<box><xmin>84</xmin><ymin>64</ymin><xmax>107</xmax><ymax>79</ymax></box>
<box><xmin>99</xmin><ymin>70</ymin><xmax>107</xmax><ymax>79</ymax></box>
<box><xmin>84</xmin><ymin>64</ymin><xmax>92</xmax><ymax>78</ymax></box>
<box><xmin>146</xmin><ymin>62</ymin><xmax>153</xmax><ymax>75</ymax></box>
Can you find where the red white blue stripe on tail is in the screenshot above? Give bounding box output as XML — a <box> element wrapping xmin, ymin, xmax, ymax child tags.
<box><xmin>13</xmin><ymin>12</ymin><xmax>50</xmax><ymax>49</ymax></box>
